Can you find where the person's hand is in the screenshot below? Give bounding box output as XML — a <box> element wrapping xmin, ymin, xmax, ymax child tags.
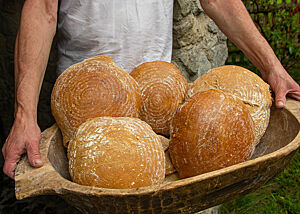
<box><xmin>2</xmin><ymin>115</ymin><xmax>43</xmax><ymax>179</ymax></box>
<box><xmin>262</xmin><ymin>66</ymin><xmax>300</xmax><ymax>108</ymax></box>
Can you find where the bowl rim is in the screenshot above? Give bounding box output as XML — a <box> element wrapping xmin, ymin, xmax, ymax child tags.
<box><xmin>15</xmin><ymin>99</ymin><xmax>300</xmax><ymax>198</ymax></box>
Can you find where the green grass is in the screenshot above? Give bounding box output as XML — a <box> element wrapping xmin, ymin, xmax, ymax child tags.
<box><xmin>220</xmin><ymin>150</ymin><xmax>300</xmax><ymax>214</ymax></box>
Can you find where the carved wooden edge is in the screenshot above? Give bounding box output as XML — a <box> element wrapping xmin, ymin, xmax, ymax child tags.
<box><xmin>15</xmin><ymin>99</ymin><xmax>300</xmax><ymax>199</ymax></box>
<box><xmin>15</xmin><ymin>124</ymin><xmax>78</xmax><ymax>199</ymax></box>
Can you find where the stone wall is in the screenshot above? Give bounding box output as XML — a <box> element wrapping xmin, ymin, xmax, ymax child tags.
<box><xmin>0</xmin><ymin>0</ymin><xmax>227</xmax><ymax>213</ymax></box>
<box><xmin>172</xmin><ymin>0</ymin><xmax>228</xmax><ymax>82</ymax></box>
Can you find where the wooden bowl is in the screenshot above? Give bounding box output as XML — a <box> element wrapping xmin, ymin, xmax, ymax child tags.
<box><xmin>15</xmin><ymin>99</ymin><xmax>300</xmax><ymax>214</ymax></box>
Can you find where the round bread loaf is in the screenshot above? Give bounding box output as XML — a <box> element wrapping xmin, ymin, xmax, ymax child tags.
<box><xmin>165</xmin><ymin>150</ymin><xmax>176</xmax><ymax>175</ymax></box>
<box><xmin>158</xmin><ymin>135</ymin><xmax>170</xmax><ymax>151</ymax></box>
<box><xmin>130</xmin><ymin>61</ymin><xmax>188</xmax><ymax>136</ymax></box>
<box><xmin>187</xmin><ymin>65</ymin><xmax>272</xmax><ymax>145</ymax></box>
<box><xmin>170</xmin><ymin>89</ymin><xmax>255</xmax><ymax>178</ymax></box>
<box><xmin>68</xmin><ymin>117</ymin><xmax>165</xmax><ymax>189</ymax></box>
<box><xmin>51</xmin><ymin>55</ymin><xmax>142</xmax><ymax>147</ymax></box>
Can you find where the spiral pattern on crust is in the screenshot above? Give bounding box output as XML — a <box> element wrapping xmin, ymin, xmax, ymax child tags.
<box><xmin>131</xmin><ymin>61</ymin><xmax>188</xmax><ymax>136</ymax></box>
<box><xmin>187</xmin><ymin>65</ymin><xmax>272</xmax><ymax>145</ymax></box>
<box><xmin>51</xmin><ymin>55</ymin><xmax>142</xmax><ymax>147</ymax></box>
<box><xmin>68</xmin><ymin>117</ymin><xmax>165</xmax><ymax>189</ymax></box>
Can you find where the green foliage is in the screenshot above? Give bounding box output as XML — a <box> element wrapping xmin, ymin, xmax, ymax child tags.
<box><xmin>255</xmin><ymin>1</ymin><xmax>299</xmax><ymax>69</ymax></box>
<box><xmin>226</xmin><ymin>0</ymin><xmax>300</xmax><ymax>83</ymax></box>
<box><xmin>220</xmin><ymin>150</ymin><xmax>300</xmax><ymax>213</ymax></box>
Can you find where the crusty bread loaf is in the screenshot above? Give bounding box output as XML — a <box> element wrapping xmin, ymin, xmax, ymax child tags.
<box><xmin>157</xmin><ymin>135</ymin><xmax>175</xmax><ymax>175</ymax></box>
<box><xmin>187</xmin><ymin>65</ymin><xmax>272</xmax><ymax>145</ymax></box>
<box><xmin>165</xmin><ymin>150</ymin><xmax>176</xmax><ymax>175</ymax></box>
<box><xmin>158</xmin><ymin>135</ymin><xmax>170</xmax><ymax>151</ymax></box>
<box><xmin>170</xmin><ymin>89</ymin><xmax>255</xmax><ymax>178</ymax></box>
<box><xmin>68</xmin><ymin>117</ymin><xmax>165</xmax><ymax>189</ymax></box>
<box><xmin>130</xmin><ymin>61</ymin><xmax>188</xmax><ymax>137</ymax></box>
<box><xmin>51</xmin><ymin>55</ymin><xmax>142</xmax><ymax>147</ymax></box>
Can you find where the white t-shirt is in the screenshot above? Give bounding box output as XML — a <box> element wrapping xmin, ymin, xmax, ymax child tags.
<box><xmin>57</xmin><ymin>0</ymin><xmax>173</xmax><ymax>75</ymax></box>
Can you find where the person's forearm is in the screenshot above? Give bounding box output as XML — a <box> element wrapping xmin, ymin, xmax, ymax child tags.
<box><xmin>15</xmin><ymin>0</ymin><xmax>58</xmax><ymax>121</ymax></box>
<box><xmin>199</xmin><ymin>0</ymin><xmax>281</xmax><ymax>78</ymax></box>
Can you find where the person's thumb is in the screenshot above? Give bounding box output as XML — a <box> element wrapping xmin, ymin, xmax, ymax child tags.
<box><xmin>275</xmin><ymin>90</ymin><xmax>287</xmax><ymax>109</ymax></box>
<box><xmin>26</xmin><ymin>139</ymin><xmax>43</xmax><ymax>168</ymax></box>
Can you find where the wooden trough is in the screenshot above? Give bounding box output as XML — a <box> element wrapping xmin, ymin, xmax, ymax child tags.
<box><xmin>15</xmin><ymin>99</ymin><xmax>300</xmax><ymax>214</ymax></box>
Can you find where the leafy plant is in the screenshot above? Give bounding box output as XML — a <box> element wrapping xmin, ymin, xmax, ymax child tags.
<box><xmin>220</xmin><ymin>151</ymin><xmax>300</xmax><ymax>213</ymax></box>
<box><xmin>251</xmin><ymin>0</ymin><xmax>299</xmax><ymax>69</ymax></box>
<box><xmin>226</xmin><ymin>0</ymin><xmax>300</xmax><ymax>83</ymax></box>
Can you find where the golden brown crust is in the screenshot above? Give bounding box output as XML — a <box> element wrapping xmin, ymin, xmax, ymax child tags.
<box><xmin>165</xmin><ymin>150</ymin><xmax>176</xmax><ymax>175</ymax></box>
<box><xmin>170</xmin><ymin>89</ymin><xmax>255</xmax><ymax>178</ymax></box>
<box><xmin>158</xmin><ymin>135</ymin><xmax>170</xmax><ymax>151</ymax></box>
<box><xmin>68</xmin><ymin>117</ymin><xmax>165</xmax><ymax>189</ymax></box>
<box><xmin>130</xmin><ymin>61</ymin><xmax>188</xmax><ymax>136</ymax></box>
<box><xmin>51</xmin><ymin>55</ymin><xmax>142</xmax><ymax>147</ymax></box>
<box><xmin>188</xmin><ymin>65</ymin><xmax>272</xmax><ymax>145</ymax></box>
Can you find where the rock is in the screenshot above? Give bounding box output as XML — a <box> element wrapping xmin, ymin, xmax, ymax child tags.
<box><xmin>210</xmin><ymin>44</ymin><xmax>228</xmax><ymax>68</ymax></box>
<box><xmin>172</xmin><ymin>0</ymin><xmax>228</xmax><ymax>81</ymax></box>
<box><xmin>191</xmin><ymin>0</ymin><xmax>204</xmax><ymax>15</ymax></box>
<box><xmin>208</xmin><ymin>19</ymin><xmax>219</xmax><ymax>34</ymax></box>
<box><xmin>176</xmin><ymin>0</ymin><xmax>192</xmax><ymax>17</ymax></box>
